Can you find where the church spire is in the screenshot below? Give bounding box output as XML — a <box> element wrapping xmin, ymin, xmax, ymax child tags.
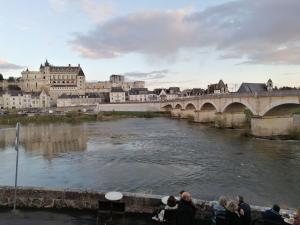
<box><xmin>45</xmin><ymin>59</ymin><xmax>50</xmax><ymax>67</ymax></box>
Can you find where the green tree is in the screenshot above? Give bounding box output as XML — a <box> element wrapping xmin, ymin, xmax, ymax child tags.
<box><xmin>7</xmin><ymin>76</ymin><xmax>15</xmax><ymax>82</ymax></box>
<box><xmin>0</xmin><ymin>73</ymin><xmax>3</xmax><ymax>81</ymax></box>
<box><xmin>8</xmin><ymin>84</ymin><xmax>21</xmax><ymax>91</ymax></box>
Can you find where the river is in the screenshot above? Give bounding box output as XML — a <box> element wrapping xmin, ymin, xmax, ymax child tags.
<box><xmin>0</xmin><ymin>118</ymin><xmax>299</xmax><ymax>208</ymax></box>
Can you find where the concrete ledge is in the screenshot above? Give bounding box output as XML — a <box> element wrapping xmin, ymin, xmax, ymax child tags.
<box><xmin>0</xmin><ymin>186</ymin><xmax>294</xmax><ymax>222</ymax></box>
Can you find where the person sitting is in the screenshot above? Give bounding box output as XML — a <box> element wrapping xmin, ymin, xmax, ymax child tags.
<box><xmin>263</xmin><ymin>204</ymin><xmax>285</xmax><ymax>225</ymax></box>
<box><xmin>293</xmin><ymin>208</ymin><xmax>300</xmax><ymax>225</ymax></box>
<box><xmin>152</xmin><ymin>195</ymin><xmax>178</xmax><ymax>222</ymax></box>
<box><xmin>225</xmin><ymin>200</ymin><xmax>241</xmax><ymax>225</ymax></box>
<box><xmin>237</xmin><ymin>195</ymin><xmax>251</xmax><ymax>225</ymax></box>
<box><xmin>212</xmin><ymin>196</ymin><xmax>227</xmax><ymax>225</ymax></box>
<box><xmin>163</xmin><ymin>196</ymin><xmax>178</xmax><ymax>225</ymax></box>
<box><xmin>177</xmin><ymin>192</ymin><xmax>196</xmax><ymax>225</ymax></box>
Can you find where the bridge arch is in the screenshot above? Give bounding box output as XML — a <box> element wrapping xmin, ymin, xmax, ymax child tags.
<box><xmin>259</xmin><ymin>100</ymin><xmax>300</xmax><ymax>116</ymax></box>
<box><xmin>200</xmin><ymin>101</ymin><xmax>218</xmax><ymax>111</ymax></box>
<box><xmin>162</xmin><ymin>104</ymin><xmax>173</xmax><ymax>111</ymax></box>
<box><xmin>262</xmin><ymin>103</ymin><xmax>300</xmax><ymax>117</ymax></box>
<box><xmin>185</xmin><ymin>103</ymin><xmax>197</xmax><ymax>110</ymax></box>
<box><xmin>175</xmin><ymin>103</ymin><xmax>183</xmax><ymax>110</ymax></box>
<box><xmin>221</xmin><ymin>101</ymin><xmax>256</xmax><ymax>115</ymax></box>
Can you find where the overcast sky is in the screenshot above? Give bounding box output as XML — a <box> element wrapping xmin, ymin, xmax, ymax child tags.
<box><xmin>1</xmin><ymin>0</ymin><xmax>300</xmax><ymax>90</ymax></box>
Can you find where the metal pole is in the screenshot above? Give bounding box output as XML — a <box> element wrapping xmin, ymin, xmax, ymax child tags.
<box><xmin>13</xmin><ymin>122</ymin><xmax>20</xmax><ymax>212</ymax></box>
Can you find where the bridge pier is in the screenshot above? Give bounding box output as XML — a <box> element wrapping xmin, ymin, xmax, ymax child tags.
<box><xmin>215</xmin><ymin>112</ymin><xmax>247</xmax><ymax>128</ymax></box>
<box><xmin>194</xmin><ymin>110</ymin><xmax>216</xmax><ymax>123</ymax></box>
<box><xmin>251</xmin><ymin>115</ymin><xmax>300</xmax><ymax>137</ymax></box>
<box><xmin>170</xmin><ymin>109</ymin><xmax>181</xmax><ymax>118</ymax></box>
<box><xmin>180</xmin><ymin>109</ymin><xmax>196</xmax><ymax>120</ymax></box>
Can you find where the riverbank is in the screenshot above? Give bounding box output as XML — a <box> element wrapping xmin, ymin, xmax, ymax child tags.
<box><xmin>0</xmin><ymin>208</ymin><xmax>151</xmax><ymax>225</ymax></box>
<box><xmin>0</xmin><ymin>111</ymin><xmax>169</xmax><ymax>125</ymax></box>
<box><xmin>0</xmin><ymin>186</ymin><xmax>295</xmax><ymax>224</ymax></box>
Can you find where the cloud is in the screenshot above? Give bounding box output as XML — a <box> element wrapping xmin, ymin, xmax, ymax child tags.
<box><xmin>49</xmin><ymin>0</ymin><xmax>70</xmax><ymax>12</ymax></box>
<box><xmin>70</xmin><ymin>9</ymin><xmax>197</xmax><ymax>59</ymax></box>
<box><xmin>49</xmin><ymin>0</ymin><xmax>114</xmax><ymax>22</ymax></box>
<box><xmin>70</xmin><ymin>0</ymin><xmax>300</xmax><ymax>65</ymax></box>
<box><xmin>0</xmin><ymin>59</ymin><xmax>24</xmax><ymax>70</ymax></box>
<box><xmin>124</xmin><ymin>69</ymin><xmax>169</xmax><ymax>80</ymax></box>
<box><xmin>81</xmin><ymin>0</ymin><xmax>113</xmax><ymax>22</ymax></box>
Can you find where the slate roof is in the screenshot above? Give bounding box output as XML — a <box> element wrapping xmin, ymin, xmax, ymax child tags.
<box><xmin>111</xmin><ymin>87</ymin><xmax>125</xmax><ymax>93</ymax></box>
<box><xmin>237</xmin><ymin>83</ymin><xmax>267</xmax><ymax>93</ymax></box>
<box><xmin>58</xmin><ymin>93</ymin><xmax>103</xmax><ymax>99</ymax></box>
<box><xmin>129</xmin><ymin>88</ymin><xmax>148</xmax><ymax>95</ymax></box>
<box><xmin>41</xmin><ymin>60</ymin><xmax>85</xmax><ymax>76</ymax></box>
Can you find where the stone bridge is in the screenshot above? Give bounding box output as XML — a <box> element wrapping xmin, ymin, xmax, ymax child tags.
<box><xmin>161</xmin><ymin>90</ymin><xmax>300</xmax><ymax>137</ymax></box>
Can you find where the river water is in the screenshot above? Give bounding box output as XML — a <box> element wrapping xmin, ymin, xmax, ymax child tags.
<box><xmin>0</xmin><ymin>118</ymin><xmax>299</xmax><ymax>208</ymax></box>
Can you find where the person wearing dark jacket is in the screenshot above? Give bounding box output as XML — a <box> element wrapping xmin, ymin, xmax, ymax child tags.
<box><xmin>226</xmin><ymin>200</ymin><xmax>241</xmax><ymax>225</ymax></box>
<box><xmin>237</xmin><ymin>196</ymin><xmax>251</xmax><ymax>225</ymax></box>
<box><xmin>263</xmin><ymin>205</ymin><xmax>285</xmax><ymax>225</ymax></box>
<box><xmin>212</xmin><ymin>196</ymin><xmax>227</xmax><ymax>225</ymax></box>
<box><xmin>177</xmin><ymin>192</ymin><xmax>196</xmax><ymax>225</ymax></box>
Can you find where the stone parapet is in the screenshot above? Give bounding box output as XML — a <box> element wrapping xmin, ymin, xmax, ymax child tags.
<box><xmin>0</xmin><ymin>186</ymin><xmax>294</xmax><ymax>222</ymax></box>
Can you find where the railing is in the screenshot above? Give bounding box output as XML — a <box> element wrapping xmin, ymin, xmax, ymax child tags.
<box><xmin>96</xmin><ymin>90</ymin><xmax>300</xmax><ymax>105</ymax></box>
<box><xmin>165</xmin><ymin>90</ymin><xmax>300</xmax><ymax>102</ymax></box>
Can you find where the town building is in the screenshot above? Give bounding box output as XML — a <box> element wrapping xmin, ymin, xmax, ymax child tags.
<box><xmin>110</xmin><ymin>74</ymin><xmax>125</xmax><ymax>83</ymax></box>
<box><xmin>153</xmin><ymin>87</ymin><xmax>181</xmax><ymax>101</ymax></box>
<box><xmin>0</xmin><ymin>89</ymin><xmax>50</xmax><ymax>109</ymax></box>
<box><xmin>109</xmin><ymin>87</ymin><xmax>126</xmax><ymax>103</ymax></box>
<box><xmin>85</xmin><ymin>75</ymin><xmax>145</xmax><ymax>94</ymax></box>
<box><xmin>20</xmin><ymin>60</ymin><xmax>85</xmax><ymax>104</ymax></box>
<box><xmin>237</xmin><ymin>79</ymin><xmax>273</xmax><ymax>93</ymax></box>
<box><xmin>156</xmin><ymin>89</ymin><xmax>177</xmax><ymax>101</ymax></box>
<box><xmin>128</xmin><ymin>88</ymin><xmax>149</xmax><ymax>102</ymax></box>
<box><xmin>57</xmin><ymin>93</ymin><xmax>104</xmax><ymax>108</ymax></box>
<box><xmin>181</xmin><ymin>88</ymin><xmax>206</xmax><ymax>97</ymax></box>
<box><xmin>207</xmin><ymin>80</ymin><xmax>229</xmax><ymax>94</ymax></box>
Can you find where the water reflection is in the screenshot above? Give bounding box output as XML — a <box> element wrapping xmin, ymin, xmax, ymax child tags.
<box><xmin>0</xmin><ymin>124</ymin><xmax>87</xmax><ymax>158</ymax></box>
<box><xmin>0</xmin><ymin>118</ymin><xmax>299</xmax><ymax>207</ymax></box>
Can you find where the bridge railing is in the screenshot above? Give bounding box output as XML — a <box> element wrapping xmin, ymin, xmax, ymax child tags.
<box><xmin>167</xmin><ymin>90</ymin><xmax>300</xmax><ymax>102</ymax></box>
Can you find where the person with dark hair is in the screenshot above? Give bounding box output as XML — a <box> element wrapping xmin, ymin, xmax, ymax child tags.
<box><xmin>177</xmin><ymin>190</ymin><xmax>185</xmax><ymax>203</ymax></box>
<box><xmin>237</xmin><ymin>195</ymin><xmax>251</xmax><ymax>225</ymax></box>
<box><xmin>177</xmin><ymin>192</ymin><xmax>196</xmax><ymax>225</ymax></box>
<box><xmin>179</xmin><ymin>190</ymin><xmax>185</xmax><ymax>198</ymax></box>
<box><xmin>152</xmin><ymin>196</ymin><xmax>178</xmax><ymax>222</ymax></box>
<box><xmin>263</xmin><ymin>204</ymin><xmax>285</xmax><ymax>225</ymax></box>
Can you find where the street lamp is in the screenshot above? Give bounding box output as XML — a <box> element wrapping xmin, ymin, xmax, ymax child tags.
<box><xmin>13</xmin><ymin>122</ymin><xmax>20</xmax><ymax>212</ymax></box>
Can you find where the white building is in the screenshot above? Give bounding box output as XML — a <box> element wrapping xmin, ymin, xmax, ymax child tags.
<box><xmin>0</xmin><ymin>89</ymin><xmax>50</xmax><ymax>109</ymax></box>
<box><xmin>57</xmin><ymin>93</ymin><xmax>104</xmax><ymax>108</ymax></box>
<box><xmin>109</xmin><ymin>87</ymin><xmax>126</xmax><ymax>103</ymax></box>
<box><xmin>128</xmin><ymin>88</ymin><xmax>150</xmax><ymax>102</ymax></box>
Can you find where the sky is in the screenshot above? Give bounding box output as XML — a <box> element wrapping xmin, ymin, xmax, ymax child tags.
<box><xmin>0</xmin><ymin>0</ymin><xmax>300</xmax><ymax>90</ymax></box>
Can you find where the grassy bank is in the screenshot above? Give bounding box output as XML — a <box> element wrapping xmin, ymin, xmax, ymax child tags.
<box><xmin>99</xmin><ymin>111</ymin><xmax>168</xmax><ymax>118</ymax></box>
<box><xmin>0</xmin><ymin>111</ymin><xmax>169</xmax><ymax>125</ymax></box>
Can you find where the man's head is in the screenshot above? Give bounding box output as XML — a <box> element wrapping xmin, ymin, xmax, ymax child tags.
<box><xmin>272</xmin><ymin>204</ymin><xmax>280</xmax><ymax>213</ymax></box>
<box><xmin>219</xmin><ymin>196</ymin><xmax>227</xmax><ymax>207</ymax></box>
<box><xmin>237</xmin><ymin>195</ymin><xmax>244</xmax><ymax>204</ymax></box>
<box><xmin>182</xmin><ymin>192</ymin><xmax>192</xmax><ymax>202</ymax></box>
